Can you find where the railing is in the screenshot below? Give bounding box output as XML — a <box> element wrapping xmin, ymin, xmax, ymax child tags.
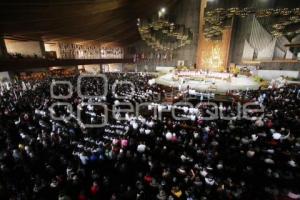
<box><xmin>0</xmin><ymin>58</ymin><xmax>134</xmax><ymax>71</ymax></box>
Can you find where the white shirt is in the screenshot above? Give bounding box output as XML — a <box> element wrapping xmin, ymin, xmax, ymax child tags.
<box><xmin>79</xmin><ymin>153</ymin><xmax>88</xmax><ymax>165</ymax></box>
<box><xmin>137</xmin><ymin>144</ymin><xmax>146</xmax><ymax>153</ymax></box>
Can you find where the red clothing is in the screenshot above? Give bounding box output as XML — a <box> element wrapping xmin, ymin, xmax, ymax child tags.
<box><xmin>144</xmin><ymin>175</ymin><xmax>153</xmax><ymax>184</ymax></box>
<box><xmin>90</xmin><ymin>184</ymin><xmax>99</xmax><ymax>196</ymax></box>
<box><xmin>78</xmin><ymin>194</ymin><xmax>87</xmax><ymax>200</ymax></box>
<box><xmin>267</xmin><ymin>120</ymin><xmax>273</xmax><ymax>128</ymax></box>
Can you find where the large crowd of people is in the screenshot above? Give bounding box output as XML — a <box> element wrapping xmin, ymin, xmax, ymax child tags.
<box><xmin>0</xmin><ymin>72</ymin><xmax>299</xmax><ymax>200</ymax></box>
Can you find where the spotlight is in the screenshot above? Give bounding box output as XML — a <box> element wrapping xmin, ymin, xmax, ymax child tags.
<box><xmin>161</xmin><ymin>7</ymin><xmax>166</xmax><ymax>13</ymax></box>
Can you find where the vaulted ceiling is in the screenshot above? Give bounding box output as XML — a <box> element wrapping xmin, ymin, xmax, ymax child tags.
<box><xmin>0</xmin><ymin>0</ymin><xmax>177</xmax><ymax>45</ymax></box>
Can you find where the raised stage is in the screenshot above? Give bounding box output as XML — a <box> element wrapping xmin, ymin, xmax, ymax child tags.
<box><xmin>155</xmin><ymin>72</ymin><xmax>260</xmax><ymax>93</ymax></box>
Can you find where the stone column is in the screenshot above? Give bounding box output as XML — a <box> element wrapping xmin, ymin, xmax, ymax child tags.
<box><xmin>0</xmin><ymin>36</ymin><xmax>8</xmax><ymax>58</ymax></box>
<box><xmin>39</xmin><ymin>40</ymin><xmax>46</xmax><ymax>58</ymax></box>
<box><xmin>99</xmin><ymin>64</ymin><xmax>103</xmax><ymax>73</ymax></box>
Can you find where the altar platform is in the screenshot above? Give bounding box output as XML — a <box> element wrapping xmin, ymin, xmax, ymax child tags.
<box><xmin>155</xmin><ymin>72</ymin><xmax>260</xmax><ymax>93</ymax></box>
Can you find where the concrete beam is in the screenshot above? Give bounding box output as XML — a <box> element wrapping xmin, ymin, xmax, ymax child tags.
<box><xmin>0</xmin><ymin>58</ymin><xmax>134</xmax><ymax>72</ymax></box>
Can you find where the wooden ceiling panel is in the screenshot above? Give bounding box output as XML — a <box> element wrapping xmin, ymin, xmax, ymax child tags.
<box><xmin>0</xmin><ymin>0</ymin><xmax>177</xmax><ymax>45</ymax></box>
